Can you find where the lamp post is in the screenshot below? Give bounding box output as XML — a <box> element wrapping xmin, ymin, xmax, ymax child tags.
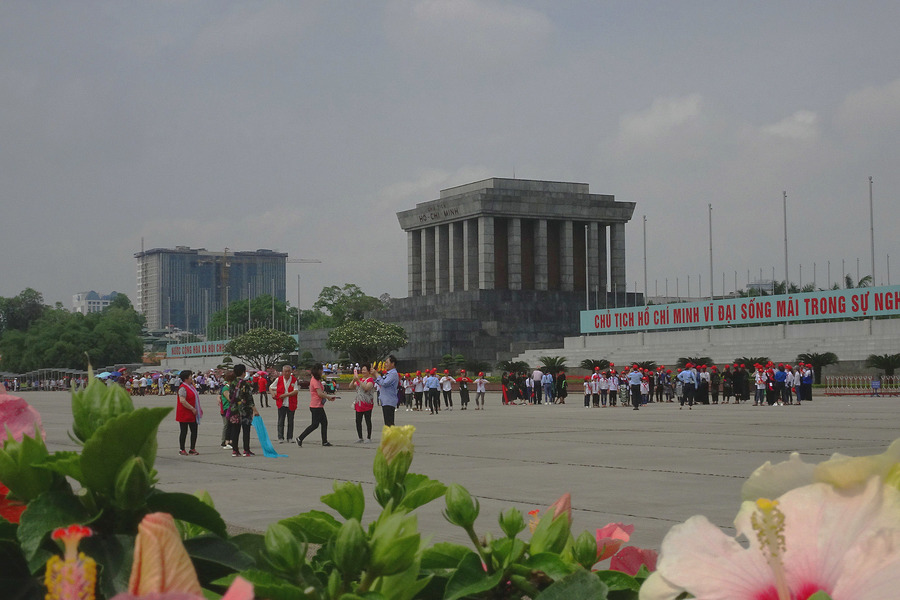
<box><xmin>643</xmin><ymin>215</ymin><xmax>648</xmax><ymax>306</ymax></box>
<box><xmin>783</xmin><ymin>191</ymin><xmax>789</xmax><ymax>288</ymax></box>
<box><xmin>870</xmin><ymin>176</ymin><xmax>875</xmax><ymax>285</ymax></box>
<box><xmin>708</xmin><ymin>204</ymin><xmax>714</xmax><ymax>301</ymax></box>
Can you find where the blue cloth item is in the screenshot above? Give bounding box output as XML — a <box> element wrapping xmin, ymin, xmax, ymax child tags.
<box><xmin>252</xmin><ymin>415</ymin><xmax>287</xmax><ymax>457</ymax></box>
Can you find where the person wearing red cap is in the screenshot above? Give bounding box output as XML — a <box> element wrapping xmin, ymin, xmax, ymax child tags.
<box><xmin>439</xmin><ymin>369</ymin><xmax>454</xmax><ymax>410</ymax></box>
<box><xmin>753</xmin><ymin>365</ymin><xmax>767</xmax><ymax>406</ymax></box>
<box><xmin>424</xmin><ymin>369</ymin><xmax>440</xmax><ymax>414</ymax></box>
<box><xmin>402</xmin><ymin>373</ymin><xmax>414</xmax><ymax>411</ymax></box>
<box><xmin>608</xmin><ymin>370</ymin><xmax>618</xmax><ymax>407</ymax></box>
<box><xmin>456</xmin><ymin>370</ymin><xmax>473</xmax><ymax>410</ymax></box>
<box><xmin>721</xmin><ymin>365</ymin><xmax>733</xmax><ymax>404</ymax></box>
<box><xmin>696</xmin><ymin>365</ymin><xmax>710</xmax><ymax>405</ymax></box>
<box><xmin>473</xmin><ymin>372</ymin><xmax>488</xmax><ymax>410</ymax></box>
<box><xmin>412</xmin><ymin>371</ymin><xmax>424</xmax><ymax>411</ymax></box>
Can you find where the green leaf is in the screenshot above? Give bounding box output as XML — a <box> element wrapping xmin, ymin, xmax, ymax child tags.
<box><xmin>81</xmin><ymin>533</ymin><xmax>133</xmax><ymax>600</ymax></box>
<box><xmin>279</xmin><ymin>510</ymin><xmax>341</xmax><ymax>545</ymax></box>
<box><xmin>184</xmin><ymin>534</ymin><xmax>255</xmax><ymax>587</ymax></box>
<box><xmin>34</xmin><ymin>451</ymin><xmax>84</xmax><ymax>484</ymax></box>
<box><xmin>146</xmin><ymin>491</ymin><xmax>227</xmax><ymax>538</ymax></box>
<box><xmin>321</xmin><ymin>480</ymin><xmax>365</xmax><ymax>521</ymax></box>
<box><xmin>595</xmin><ymin>569</ymin><xmax>641</xmax><ymax>592</ymax></box>
<box><xmin>16</xmin><ymin>489</ymin><xmax>93</xmax><ymax>564</ymax></box>
<box><xmin>80</xmin><ymin>407</ymin><xmax>171</xmax><ymax>497</ymax></box>
<box><xmin>523</xmin><ymin>552</ymin><xmax>578</xmax><ymax>581</ymax></box>
<box><xmin>420</xmin><ymin>542</ymin><xmax>472</xmax><ymax>570</ymax></box>
<box><xmin>0</xmin><ymin>539</ymin><xmax>44</xmax><ymax>600</ymax></box>
<box><xmin>443</xmin><ymin>552</ymin><xmax>505</xmax><ymax>600</ymax></box>
<box><xmin>372</xmin><ymin>554</ymin><xmax>431</xmax><ymax>600</ymax></box>
<box><xmin>229</xmin><ymin>532</ymin><xmax>267</xmax><ymax>565</ymax></box>
<box><xmin>399</xmin><ymin>473</ymin><xmax>447</xmax><ymax>511</ymax></box>
<box><xmin>534</xmin><ymin>569</ymin><xmax>609</xmax><ymax>600</ymax></box>
<box><xmin>214</xmin><ymin>569</ymin><xmax>306</xmax><ymax>600</ymax></box>
<box><xmin>807</xmin><ymin>593</ymin><xmax>833</xmax><ymax>600</ymax></box>
<box><xmin>490</xmin><ymin>537</ymin><xmax>526</xmax><ymax>570</ymax></box>
<box><xmin>0</xmin><ymin>431</ymin><xmax>56</xmax><ymax>502</ymax></box>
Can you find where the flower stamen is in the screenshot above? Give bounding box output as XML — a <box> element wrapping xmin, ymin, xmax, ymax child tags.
<box><xmin>751</xmin><ymin>499</ymin><xmax>789</xmax><ymax>600</ymax></box>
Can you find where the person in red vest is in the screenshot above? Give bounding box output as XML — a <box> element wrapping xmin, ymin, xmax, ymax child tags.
<box><xmin>176</xmin><ymin>370</ymin><xmax>200</xmax><ymax>456</ymax></box>
<box><xmin>256</xmin><ymin>369</ymin><xmax>270</xmax><ymax>407</ymax></box>
<box><xmin>271</xmin><ymin>364</ymin><xmax>299</xmax><ymax>443</ymax></box>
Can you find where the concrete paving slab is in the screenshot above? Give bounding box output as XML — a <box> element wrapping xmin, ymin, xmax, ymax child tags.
<box><xmin>22</xmin><ymin>390</ymin><xmax>900</xmax><ymax>551</ymax></box>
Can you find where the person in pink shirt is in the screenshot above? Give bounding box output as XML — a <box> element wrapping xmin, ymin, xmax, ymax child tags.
<box><xmin>296</xmin><ymin>363</ymin><xmax>338</xmax><ymax>447</ymax></box>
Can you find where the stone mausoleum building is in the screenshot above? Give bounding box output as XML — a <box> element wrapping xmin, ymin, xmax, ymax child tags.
<box><xmin>378</xmin><ymin>178</ymin><xmax>639</xmax><ymax>368</ymax></box>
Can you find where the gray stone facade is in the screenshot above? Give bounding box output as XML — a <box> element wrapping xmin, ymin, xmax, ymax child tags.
<box><xmin>379</xmin><ymin>178</ymin><xmax>639</xmax><ymax>368</ymax></box>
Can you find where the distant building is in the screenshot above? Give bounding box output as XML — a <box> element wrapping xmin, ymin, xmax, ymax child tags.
<box><xmin>72</xmin><ymin>291</ymin><xmax>119</xmax><ymax>314</ymax></box>
<box><xmin>377</xmin><ymin>178</ymin><xmax>640</xmax><ymax>367</ymax></box>
<box><xmin>135</xmin><ymin>246</ymin><xmax>287</xmax><ymax>333</ymax></box>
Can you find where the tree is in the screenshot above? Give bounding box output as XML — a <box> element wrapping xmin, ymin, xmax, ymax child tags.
<box><xmin>0</xmin><ymin>288</ymin><xmax>46</xmax><ymax>336</ymax></box>
<box><xmin>326</xmin><ymin>319</ymin><xmax>407</xmax><ymax>365</ymax></box>
<box><xmin>224</xmin><ymin>327</ymin><xmax>297</xmax><ymax>371</ymax></box>
<box><xmin>733</xmin><ymin>356</ymin><xmax>769</xmax><ymax>367</ymax></box>
<box><xmin>580</xmin><ymin>359</ymin><xmax>610</xmax><ymax>371</ymax></box>
<box><xmin>439</xmin><ymin>353</ymin><xmax>465</xmax><ymax>372</ymax></box>
<box><xmin>864</xmin><ymin>353</ymin><xmax>900</xmax><ymax>376</ymax></box>
<box><xmin>207</xmin><ymin>295</ymin><xmax>303</xmax><ymax>338</ymax></box>
<box><xmin>633</xmin><ymin>360</ymin><xmax>658</xmax><ymax>372</ymax></box>
<box><xmin>539</xmin><ymin>356</ymin><xmax>568</xmax><ymax>371</ymax></box>
<box><xmin>677</xmin><ymin>356</ymin><xmax>713</xmax><ymax>368</ymax></box>
<box><xmin>314</xmin><ymin>284</ymin><xmax>386</xmax><ymax>327</ymax></box>
<box><xmin>496</xmin><ymin>360</ymin><xmax>529</xmax><ymax>373</ymax></box>
<box><xmin>796</xmin><ymin>352</ymin><xmax>839</xmax><ymax>384</ymax></box>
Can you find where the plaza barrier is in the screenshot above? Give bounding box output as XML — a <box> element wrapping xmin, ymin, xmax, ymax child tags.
<box><xmin>825</xmin><ymin>375</ymin><xmax>900</xmax><ymax>396</ymax></box>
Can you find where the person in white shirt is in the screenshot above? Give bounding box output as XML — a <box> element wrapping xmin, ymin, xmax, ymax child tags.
<box><xmin>402</xmin><ymin>374</ymin><xmax>414</xmax><ymax>411</ymax></box>
<box><xmin>784</xmin><ymin>367</ymin><xmax>795</xmax><ymax>405</ymax></box>
<box><xmin>412</xmin><ymin>371</ymin><xmax>424</xmax><ymax>411</ymax></box>
<box><xmin>590</xmin><ymin>374</ymin><xmax>602</xmax><ymax>407</ymax></box>
<box><xmin>524</xmin><ymin>375</ymin><xmax>534</xmax><ymax>403</ymax></box>
<box><xmin>439</xmin><ymin>370</ymin><xmax>454</xmax><ymax>410</ymax></box>
<box><xmin>532</xmin><ymin>368</ymin><xmax>544</xmax><ymax>404</ymax></box>
<box><xmin>583</xmin><ymin>377</ymin><xmax>592</xmax><ymax>408</ymax></box>
<box><xmin>754</xmin><ymin>366</ymin><xmax>768</xmax><ymax>406</ymax></box>
<box><xmin>473</xmin><ymin>372</ymin><xmax>488</xmax><ymax>410</ymax></box>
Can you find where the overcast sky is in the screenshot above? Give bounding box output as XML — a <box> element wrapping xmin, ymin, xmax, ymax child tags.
<box><xmin>3</xmin><ymin>1</ymin><xmax>899</xmax><ymax>311</ymax></box>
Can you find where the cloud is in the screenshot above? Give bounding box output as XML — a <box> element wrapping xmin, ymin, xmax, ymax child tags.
<box><xmin>616</xmin><ymin>94</ymin><xmax>703</xmax><ymax>146</ymax></box>
<box><xmin>190</xmin><ymin>3</ymin><xmax>316</xmax><ymax>62</ymax></box>
<box><xmin>384</xmin><ymin>0</ymin><xmax>553</xmax><ymax>69</ymax></box>
<box><xmin>759</xmin><ymin>110</ymin><xmax>819</xmax><ymax>141</ymax></box>
<box><xmin>375</xmin><ymin>165</ymin><xmax>494</xmax><ymax>211</ymax></box>
<box><xmin>834</xmin><ymin>77</ymin><xmax>900</xmax><ymax>142</ymax></box>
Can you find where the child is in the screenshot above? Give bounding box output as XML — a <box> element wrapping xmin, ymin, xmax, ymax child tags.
<box><xmin>583</xmin><ymin>377</ymin><xmax>591</xmax><ymax>408</ymax></box>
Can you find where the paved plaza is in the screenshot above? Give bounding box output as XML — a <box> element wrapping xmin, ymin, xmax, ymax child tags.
<box><xmin>27</xmin><ymin>390</ymin><xmax>900</xmax><ymax>550</ymax></box>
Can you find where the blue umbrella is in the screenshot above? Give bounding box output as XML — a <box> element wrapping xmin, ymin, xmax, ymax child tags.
<box><xmin>96</xmin><ymin>371</ymin><xmax>111</xmax><ymax>379</ymax></box>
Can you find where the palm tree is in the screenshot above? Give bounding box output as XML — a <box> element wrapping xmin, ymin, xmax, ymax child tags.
<box><xmin>496</xmin><ymin>360</ymin><xmax>529</xmax><ymax>373</ymax></box>
<box><xmin>796</xmin><ymin>352</ymin><xmax>839</xmax><ymax>384</ymax></box>
<box><xmin>864</xmin><ymin>353</ymin><xmax>900</xmax><ymax>376</ymax></box>
<box><xmin>634</xmin><ymin>360</ymin><xmax>658</xmax><ymax>372</ymax></box>
<box><xmin>540</xmin><ymin>356</ymin><xmax>568</xmax><ymax>372</ymax></box>
<box><xmin>734</xmin><ymin>356</ymin><xmax>770</xmax><ymax>367</ymax></box>
<box><xmin>677</xmin><ymin>356</ymin><xmax>713</xmax><ymax>368</ymax></box>
<box><xmin>579</xmin><ymin>359</ymin><xmax>610</xmax><ymax>371</ymax></box>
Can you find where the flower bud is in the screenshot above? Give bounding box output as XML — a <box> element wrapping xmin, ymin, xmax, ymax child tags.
<box><xmin>498</xmin><ymin>507</ymin><xmax>525</xmax><ymax>538</ymax></box>
<box><xmin>368</xmin><ymin>512</ymin><xmax>420</xmax><ymax>577</ymax></box>
<box><xmin>332</xmin><ymin>518</ymin><xmax>368</xmax><ymax>580</ymax></box>
<box><xmin>374</xmin><ymin>425</ymin><xmax>415</xmax><ymax>490</ymax></box>
<box><xmin>264</xmin><ymin>523</ymin><xmax>305</xmax><ymax>574</ymax></box>
<box><xmin>113</xmin><ymin>456</ymin><xmax>151</xmax><ymax>509</ymax></box>
<box><xmin>529</xmin><ymin>510</ymin><xmax>570</xmax><ymax>555</ymax></box>
<box><xmin>573</xmin><ymin>530</ymin><xmax>599</xmax><ymax>568</ymax></box>
<box><xmin>443</xmin><ymin>484</ymin><xmax>480</xmax><ymax>529</ymax></box>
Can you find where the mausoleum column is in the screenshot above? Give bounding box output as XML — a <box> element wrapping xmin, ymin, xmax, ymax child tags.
<box><xmin>598</xmin><ymin>224</ymin><xmax>608</xmax><ymax>295</ymax></box>
<box><xmin>610</xmin><ymin>222</ymin><xmax>626</xmax><ymax>292</ymax></box>
<box><xmin>478</xmin><ymin>216</ymin><xmax>495</xmax><ymax>290</ymax></box>
<box><xmin>560</xmin><ymin>220</ymin><xmax>574</xmax><ymax>292</ymax></box>
<box><xmin>534</xmin><ymin>219</ymin><xmax>548</xmax><ymax>291</ymax></box>
<box><xmin>587</xmin><ymin>222</ymin><xmax>599</xmax><ymax>298</ymax></box>
<box><xmin>508</xmin><ymin>217</ymin><xmax>522</xmax><ymax>290</ymax></box>
<box><xmin>422</xmin><ymin>227</ymin><xmax>435</xmax><ymax>295</ymax></box>
<box><xmin>463</xmin><ymin>219</ymin><xmax>478</xmax><ymax>290</ymax></box>
<box><xmin>449</xmin><ymin>221</ymin><xmax>464</xmax><ymax>292</ymax></box>
<box><xmin>435</xmin><ymin>224</ymin><xmax>450</xmax><ymax>293</ymax></box>
<box><xmin>408</xmin><ymin>230</ymin><xmax>422</xmax><ymax>296</ymax></box>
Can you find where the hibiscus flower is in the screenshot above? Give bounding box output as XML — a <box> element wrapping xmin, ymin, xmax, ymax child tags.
<box><xmin>641</xmin><ymin>477</ymin><xmax>900</xmax><ymax>600</ymax></box>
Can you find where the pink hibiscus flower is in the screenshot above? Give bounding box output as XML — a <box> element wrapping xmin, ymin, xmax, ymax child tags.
<box><xmin>596</xmin><ymin>522</ymin><xmax>634</xmax><ymax>561</ymax></box>
<box><xmin>641</xmin><ymin>477</ymin><xmax>900</xmax><ymax>600</ymax></box>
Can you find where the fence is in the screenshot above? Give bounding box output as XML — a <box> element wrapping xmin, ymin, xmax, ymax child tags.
<box><xmin>825</xmin><ymin>375</ymin><xmax>900</xmax><ymax>396</ymax></box>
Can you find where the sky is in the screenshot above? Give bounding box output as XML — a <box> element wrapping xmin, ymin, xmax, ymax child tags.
<box><xmin>2</xmin><ymin>1</ymin><xmax>900</xmax><ymax>311</ymax></box>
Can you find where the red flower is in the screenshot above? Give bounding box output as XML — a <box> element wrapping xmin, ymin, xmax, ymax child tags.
<box><xmin>610</xmin><ymin>545</ymin><xmax>658</xmax><ymax>576</ymax></box>
<box><xmin>0</xmin><ymin>482</ymin><xmax>25</xmax><ymax>524</ymax></box>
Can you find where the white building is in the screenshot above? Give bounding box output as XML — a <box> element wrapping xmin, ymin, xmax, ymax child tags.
<box><xmin>72</xmin><ymin>291</ymin><xmax>119</xmax><ymax>314</ymax></box>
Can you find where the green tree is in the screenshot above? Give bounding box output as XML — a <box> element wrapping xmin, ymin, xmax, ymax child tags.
<box><xmin>864</xmin><ymin>353</ymin><xmax>900</xmax><ymax>376</ymax></box>
<box><xmin>0</xmin><ymin>288</ymin><xmax>46</xmax><ymax>336</ymax></box>
<box><xmin>326</xmin><ymin>319</ymin><xmax>408</xmax><ymax>365</ymax></box>
<box><xmin>796</xmin><ymin>351</ymin><xmax>839</xmax><ymax>384</ymax></box>
<box><xmin>539</xmin><ymin>356</ymin><xmax>568</xmax><ymax>371</ymax></box>
<box><xmin>224</xmin><ymin>327</ymin><xmax>298</xmax><ymax>371</ymax></box>
<box><xmin>496</xmin><ymin>360</ymin><xmax>529</xmax><ymax>373</ymax></box>
<box><xmin>677</xmin><ymin>356</ymin><xmax>714</xmax><ymax>368</ymax></box>
<box><xmin>439</xmin><ymin>353</ymin><xmax>466</xmax><ymax>372</ymax></box>
<box><xmin>314</xmin><ymin>284</ymin><xmax>386</xmax><ymax>327</ymax></box>
<box><xmin>579</xmin><ymin>359</ymin><xmax>610</xmax><ymax>372</ymax></box>
<box><xmin>207</xmin><ymin>295</ymin><xmax>303</xmax><ymax>338</ymax></box>
<box><xmin>633</xmin><ymin>360</ymin><xmax>658</xmax><ymax>372</ymax></box>
<box><xmin>733</xmin><ymin>356</ymin><xmax>769</xmax><ymax>367</ymax></box>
